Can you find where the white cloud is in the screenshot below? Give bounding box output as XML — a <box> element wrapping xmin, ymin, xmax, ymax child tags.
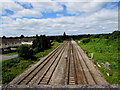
<box><xmin>1</xmin><ymin>1</ymin><xmax>118</xmax><ymax>36</ymax></box>
<box><xmin>0</xmin><ymin>1</ymin><xmax>63</xmax><ymax>18</ymax></box>
<box><xmin>0</xmin><ymin>0</ymin><xmax>118</xmax><ymax>2</ymax></box>
<box><xmin>63</xmin><ymin>2</ymin><xmax>107</xmax><ymax>14</ymax></box>
<box><xmin>12</xmin><ymin>9</ymin><xmax>42</xmax><ymax>17</ymax></box>
<box><xmin>1</xmin><ymin>8</ymin><xmax>118</xmax><ymax>36</ymax></box>
<box><xmin>31</xmin><ymin>2</ymin><xmax>63</xmax><ymax>12</ymax></box>
<box><xmin>0</xmin><ymin>0</ymin><xmax>24</xmax><ymax>15</ymax></box>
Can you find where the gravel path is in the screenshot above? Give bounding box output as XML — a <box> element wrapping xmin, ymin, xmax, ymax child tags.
<box><xmin>0</xmin><ymin>54</ymin><xmax>18</xmax><ymax>61</ymax></box>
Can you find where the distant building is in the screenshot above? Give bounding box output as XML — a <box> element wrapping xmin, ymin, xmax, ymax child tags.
<box><xmin>21</xmin><ymin>38</ymin><xmax>35</xmax><ymax>45</ymax></box>
<box><xmin>0</xmin><ymin>38</ymin><xmax>35</xmax><ymax>53</ymax></box>
<box><xmin>1</xmin><ymin>39</ymin><xmax>21</xmax><ymax>49</ymax></box>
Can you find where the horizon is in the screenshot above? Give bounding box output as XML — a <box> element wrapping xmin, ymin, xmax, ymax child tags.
<box><xmin>1</xmin><ymin>31</ymin><xmax>116</xmax><ymax>38</ymax></box>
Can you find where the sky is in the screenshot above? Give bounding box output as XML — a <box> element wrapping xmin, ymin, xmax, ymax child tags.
<box><xmin>0</xmin><ymin>0</ymin><xmax>119</xmax><ymax>37</ymax></box>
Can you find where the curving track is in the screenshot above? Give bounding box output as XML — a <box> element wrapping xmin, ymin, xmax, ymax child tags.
<box><xmin>9</xmin><ymin>40</ymin><xmax>108</xmax><ymax>85</ymax></box>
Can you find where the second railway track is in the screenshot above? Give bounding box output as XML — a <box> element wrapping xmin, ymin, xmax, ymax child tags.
<box><xmin>9</xmin><ymin>40</ymin><xmax>108</xmax><ymax>85</ymax></box>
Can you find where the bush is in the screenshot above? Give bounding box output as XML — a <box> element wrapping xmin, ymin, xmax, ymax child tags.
<box><xmin>109</xmin><ymin>31</ymin><xmax>120</xmax><ymax>39</ymax></box>
<box><xmin>55</xmin><ymin>36</ymin><xmax>63</xmax><ymax>43</ymax></box>
<box><xmin>17</xmin><ymin>45</ymin><xmax>33</xmax><ymax>59</ymax></box>
<box><xmin>82</xmin><ymin>38</ymin><xmax>90</xmax><ymax>43</ymax></box>
<box><xmin>90</xmin><ymin>34</ymin><xmax>100</xmax><ymax>38</ymax></box>
<box><xmin>32</xmin><ymin>35</ymin><xmax>51</xmax><ymax>53</ymax></box>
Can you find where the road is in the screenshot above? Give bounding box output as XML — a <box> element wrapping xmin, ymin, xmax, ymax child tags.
<box><xmin>9</xmin><ymin>40</ymin><xmax>108</xmax><ymax>85</ymax></box>
<box><xmin>0</xmin><ymin>54</ymin><xmax>18</xmax><ymax>61</ymax></box>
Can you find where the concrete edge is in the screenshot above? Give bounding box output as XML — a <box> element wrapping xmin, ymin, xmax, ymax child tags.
<box><xmin>1</xmin><ymin>84</ymin><xmax>119</xmax><ymax>88</ymax></box>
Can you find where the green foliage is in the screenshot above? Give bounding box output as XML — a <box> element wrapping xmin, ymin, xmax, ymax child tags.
<box><xmin>55</xmin><ymin>36</ymin><xmax>63</xmax><ymax>43</ymax></box>
<box><xmin>99</xmin><ymin>35</ymin><xmax>109</xmax><ymax>39</ymax></box>
<box><xmin>1</xmin><ymin>57</ymin><xmax>35</xmax><ymax>84</ymax></box>
<box><xmin>3</xmin><ymin>52</ymin><xmax>17</xmax><ymax>56</ymax></box>
<box><xmin>35</xmin><ymin>42</ymin><xmax>62</xmax><ymax>58</ymax></box>
<box><xmin>1</xmin><ymin>41</ymin><xmax>61</xmax><ymax>84</ymax></box>
<box><xmin>54</xmin><ymin>32</ymin><xmax>67</xmax><ymax>42</ymax></box>
<box><xmin>17</xmin><ymin>45</ymin><xmax>33</xmax><ymax>59</ymax></box>
<box><xmin>82</xmin><ymin>38</ymin><xmax>90</xmax><ymax>43</ymax></box>
<box><xmin>77</xmin><ymin>37</ymin><xmax>119</xmax><ymax>84</ymax></box>
<box><xmin>109</xmin><ymin>31</ymin><xmax>120</xmax><ymax>39</ymax></box>
<box><xmin>90</xmin><ymin>34</ymin><xmax>100</xmax><ymax>38</ymax></box>
<box><xmin>32</xmin><ymin>35</ymin><xmax>51</xmax><ymax>53</ymax></box>
<box><xmin>63</xmin><ymin>32</ymin><xmax>67</xmax><ymax>40</ymax></box>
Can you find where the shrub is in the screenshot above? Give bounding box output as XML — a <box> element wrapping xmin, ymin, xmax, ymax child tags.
<box><xmin>32</xmin><ymin>35</ymin><xmax>51</xmax><ymax>53</ymax></box>
<box><xmin>109</xmin><ymin>31</ymin><xmax>120</xmax><ymax>39</ymax></box>
<box><xmin>55</xmin><ymin>36</ymin><xmax>63</xmax><ymax>43</ymax></box>
<box><xmin>17</xmin><ymin>45</ymin><xmax>33</xmax><ymax>59</ymax></box>
<box><xmin>82</xmin><ymin>38</ymin><xmax>90</xmax><ymax>43</ymax></box>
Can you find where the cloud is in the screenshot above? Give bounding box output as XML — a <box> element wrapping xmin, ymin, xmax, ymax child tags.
<box><xmin>1</xmin><ymin>1</ymin><xmax>118</xmax><ymax>36</ymax></box>
<box><xmin>2</xmin><ymin>7</ymin><xmax>118</xmax><ymax>36</ymax></box>
<box><xmin>1</xmin><ymin>1</ymin><xmax>63</xmax><ymax>18</ymax></box>
<box><xmin>63</xmin><ymin>2</ymin><xmax>107</xmax><ymax>14</ymax></box>
<box><xmin>0</xmin><ymin>0</ymin><xmax>23</xmax><ymax>15</ymax></box>
<box><xmin>31</xmin><ymin>2</ymin><xmax>63</xmax><ymax>12</ymax></box>
<box><xmin>11</xmin><ymin>9</ymin><xmax>42</xmax><ymax>17</ymax></box>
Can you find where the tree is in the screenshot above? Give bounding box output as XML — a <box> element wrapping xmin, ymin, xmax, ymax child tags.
<box><xmin>17</xmin><ymin>45</ymin><xmax>33</xmax><ymax>59</ymax></box>
<box><xmin>109</xmin><ymin>31</ymin><xmax>120</xmax><ymax>39</ymax></box>
<box><xmin>2</xmin><ymin>36</ymin><xmax>6</xmax><ymax>39</ymax></box>
<box><xmin>20</xmin><ymin>35</ymin><xmax>24</xmax><ymax>38</ymax></box>
<box><xmin>63</xmin><ymin>32</ymin><xmax>66</xmax><ymax>37</ymax></box>
<box><xmin>55</xmin><ymin>36</ymin><xmax>63</xmax><ymax>43</ymax></box>
<box><xmin>32</xmin><ymin>35</ymin><xmax>51</xmax><ymax>53</ymax></box>
<box><xmin>63</xmin><ymin>32</ymin><xmax>67</xmax><ymax>40</ymax></box>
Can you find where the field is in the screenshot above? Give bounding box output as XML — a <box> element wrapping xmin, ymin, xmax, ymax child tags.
<box><xmin>1</xmin><ymin>41</ymin><xmax>62</xmax><ymax>84</ymax></box>
<box><xmin>76</xmin><ymin>37</ymin><xmax>119</xmax><ymax>84</ymax></box>
<box><xmin>3</xmin><ymin>52</ymin><xmax>17</xmax><ymax>56</ymax></box>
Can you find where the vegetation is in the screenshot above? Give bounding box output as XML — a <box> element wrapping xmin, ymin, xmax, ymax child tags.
<box><xmin>76</xmin><ymin>31</ymin><xmax>120</xmax><ymax>84</ymax></box>
<box><xmin>1</xmin><ymin>33</ymin><xmax>67</xmax><ymax>84</ymax></box>
<box><xmin>35</xmin><ymin>41</ymin><xmax>62</xmax><ymax>58</ymax></box>
<box><xmin>32</xmin><ymin>35</ymin><xmax>51</xmax><ymax>53</ymax></box>
<box><xmin>55</xmin><ymin>36</ymin><xmax>63</xmax><ymax>43</ymax></box>
<box><xmin>1</xmin><ymin>41</ymin><xmax>62</xmax><ymax>84</ymax></box>
<box><xmin>63</xmin><ymin>32</ymin><xmax>67</xmax><ymax>40</ymax></box>
<box><xmin>3</xmin><ymin>52</ymin><xmax>17</xmax><ymax>56</ymax></box>
<box><xmin>17</xmin><ymin>35</ymin><xmax>52</xmax><ymax>59</ymax></box>
<box><xmin>17</xmin><ymin>45</ymin><xmax>34</xmax><ymax>59</ymax></box>
<box><xmin>1</xmin><ymin>57</ymin><xmax>35</xmax><ymax>84</ymax></box>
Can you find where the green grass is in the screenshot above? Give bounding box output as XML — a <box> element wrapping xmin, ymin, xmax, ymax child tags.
<box><xmin>3</xmin><ymin>52</ymin><xmax>17</xmax><ymax>56</ymax></box>
<box><xmin>1</xmin><ymin>57</ymin><xmax>36</xmax><ymax>84</ymax></box>
<box><xmin>76</xmin><ymin>38</ymin><xmax>119</xmax><ymax>84</ymax></box>
<box><xmin>1</xmin><ymin>41</ymin><xmax>62</xmax><ymax>84</ymax></box>
<box><xmin>35</xmin><ymin>41</ymin><xmax>62</xmax><ymax>58</ymax></box>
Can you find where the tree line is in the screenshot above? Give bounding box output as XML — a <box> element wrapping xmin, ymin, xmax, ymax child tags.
<box><xmin>17</xmin><ymin>32</ymin><xmax>67</xmax><ymax>59</ymax></box>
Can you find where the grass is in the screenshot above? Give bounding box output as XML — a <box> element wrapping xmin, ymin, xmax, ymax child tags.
<box><xmin>3</xmin><ymin>52</ymin><xmax>17</xmax><ymax>56</ymax></box>
<box><xmin>1</xmin><ymin>57</ymin><xmax>35</xmax><ymax>84</ymax></box>
<box><xmin>76</xmin><ymin>38</ymin><xmax>119</xmax><ymax>84</ymax></box>
<box><xmin>35</xmin><ymin>41</ymin><xmax>62</xmax><ymax>58</ymax></box>
<box><xmin>1</xmin><ymin>41</ymin><xmax>62</xmax><ymax>84</ymax></box>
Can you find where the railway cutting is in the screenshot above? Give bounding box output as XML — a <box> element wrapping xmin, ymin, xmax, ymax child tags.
<box><xmin>9</xmin><ymin>39</ymin><xmax>108</xmax><ymax>85</ymax></box>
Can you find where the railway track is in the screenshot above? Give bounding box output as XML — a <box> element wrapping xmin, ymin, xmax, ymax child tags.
<box><xmin>9</xmin><ymin>40</ymin><xmax>108</xmax><ymax>85</ymax></box>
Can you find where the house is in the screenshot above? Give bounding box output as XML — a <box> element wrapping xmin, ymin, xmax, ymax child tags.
<box><xmin>0</xmin><ymin>38</ymin><xmax>35</xmax><ymax>53</ymax></box>
<box><xmin>21</xmin><ymin>38</ymin><xmax>35</xmax><ymax>45</ymax></box>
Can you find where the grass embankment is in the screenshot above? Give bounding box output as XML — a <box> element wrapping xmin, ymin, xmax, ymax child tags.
<box><xmin>76</xmin><ymin>38</ymin><xmax>119</xmax><ymax>84</ymax></box>
<box><xmin>1</xmin><ymin>41</ymin><xmax>62</xmax><ymax>84</ymax></box>
<box><xmin>3</xmin><ymin>52</ymin><xmax>17</xmax><ymax>56</ymax></box>
<box><xmin>35</xmin><ymin>42</ymin><xmax>62</xmax><ymax>58</ymax></box>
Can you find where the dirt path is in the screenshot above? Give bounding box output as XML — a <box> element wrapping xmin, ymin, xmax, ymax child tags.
<box><xmin>0</xmin><ymin>54</ymin><xmax>18</xmax><ymax>61</ymax></box>
<box><xmin>9</xmin><ymin>40</ymin><xmax>108</xmax><ymax>85</ymax></box>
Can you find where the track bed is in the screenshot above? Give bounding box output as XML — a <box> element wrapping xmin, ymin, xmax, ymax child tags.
<box><xmin>9</xmin><ymin>40</ymin><xmax>108</xmax><ymax>85</ymax></box>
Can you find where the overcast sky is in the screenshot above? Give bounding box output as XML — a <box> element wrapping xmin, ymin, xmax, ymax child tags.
<box><xmin>0</xmin><ymin>0</ymin><xmax>119</xmax><ymax>37</ymax></box>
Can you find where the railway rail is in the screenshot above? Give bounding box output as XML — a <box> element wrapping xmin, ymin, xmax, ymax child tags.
<box><xmin>9</xmin><ymin>40</ymin><xmax>108</xmax><ymax>85</ymax></box>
